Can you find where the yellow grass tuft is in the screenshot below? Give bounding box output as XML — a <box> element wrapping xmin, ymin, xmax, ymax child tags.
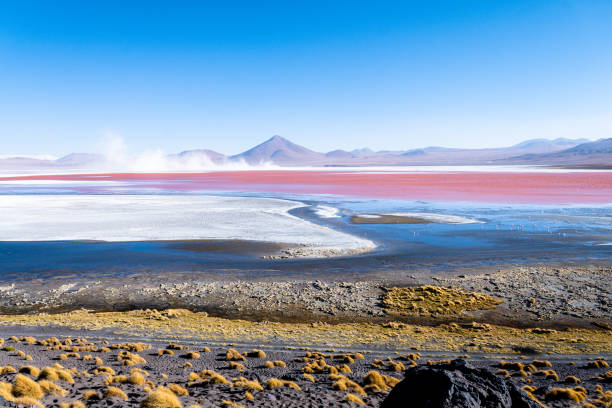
<box><xmin>229</xmin><ymin>361</ymin><xmax>245</xmax><ymax>372</ymax></box>
<box><xmin>193</xmin><ymin>370</ymin><xmax>230</xmax><ymax>385</ymax></box>
<box><xmin>0</xmin><ymin>365</ymin><xmax>17</xmax><ymax>374</ymax></box>
<box><xmin>233</xmin><ymin>377</ymin><xmax>263</xmax><ymax>391</ymax></box>
<box><xmin>332</xmin><ymin>374</ymin><xmax>367</xmax><ymax>396</ymax></box>
<box><xmin>225</xmin><ymin>348</ymin><xmax>246</xmax><ymax>361</ymax></box>
<box><xmin>12</xmin><ymin>396</ymin><xmax>44</xmax><ymax>408</ymax></box>
<box><xmin>264</xmin><ymin>378</ymin><xmax>301</xmax><ymax>390</ymax></box>
<box><xmin>564</xmin><ymin>375</ymin><xmax>581</xmax><ymax>384</ymax></box>
<box><xmin>303</xmin><ymin>373</ymin><xmax>315</xmax><ymax>382</ymax></box>
<box><xmin>184</xmin><ymin>351</ymin><xmax>200</xmax><ymax>359</ymax></box>
<box><xmin>346</xmin><ymin>393</ymin><xmax>366</xmax><ymax>405</ymax></box>
<box><xmin>105</xmin><ymin>386</ymin><xmax>128</xmax><ymax>401</ymax></box>
<box><xmin>130</xmin><ymin>371</ymin><xmax>147</xmax><ymax>386</ymax></box>
<box><xmin>38</xmin><ymin>379</ymin><xmax>68</xmax><ymax>397</ymax></box>
<box><xmin>18</xmin><ymin>365</ymin><xmax>40</xmax><ymax>377</ymax></box>
<box><xmin>93</xmin><ymin>366</ymin><xmax>115</xmax><ymax>376</ymax></box>
<box><xmin>246</xmin><ymin>349</ymin><xmax>266</xmax><ymax>358</ymax></box>
<box><xmin>81</xmin><ymin>389</ymin><xmax>100</xmax><ymax>401</ymax></box>
<box><xmin>141</xmin><ymin>386</ymin><xmax>182</xmax><ymax>408</ymax></box>
<box><xmin>12</xmin><ymin>374</ymin><xmax>44</xmax><ymax>399</ymax></box>
<box><xmin>168</xmin><ymin>383</ymin><xmax>189</xmax><ymax>396</ymax></box>
<box><xmin>544</xmin><ymin>387</ymin><xmax>586</xmax><ymax>402</ymax></box>
<box><xmin>59</xmin><ymin>401</ymin><xmax>86</xmax><ymax>408</ymax></box>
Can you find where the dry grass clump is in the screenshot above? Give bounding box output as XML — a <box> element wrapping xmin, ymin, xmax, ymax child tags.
<box><xmin>265</xmin><ymin>360</ymin><xmax>286</xmax><ymax>368</ymax></box>
<box><xmin>12</xmin><ymin>374</ymin><xmax>44</xmax><ymax>399</ymax></box>
<box><xmin>586</xmin><ymin>359</ymin><xmax>610</xmax><ymax>369</ymax></box>
<box><xmin>233</xmin><ymin>377</ymin><xmax>263</xmax><ymax>391</ymax></box>
<box><xmin>564</xmin><ymin>375</ymin><xmax>581</xmax><ymax>384</ymax></box>
<box><xmin>110</xmin><ymin>342</ymin><xmax>151</xmax><ymax>352</ymax></box>
<box><xmin>535</xmin><ymin>369</ymin><xmax>559</xmax><ymax>381</ymax></box>
<box><xmin>202</xmin><ymin>347</ymin><xmax>211</xmax><ymax>353</ymax></box>
<box><xmin>532</xmin><ymin>360</ymin><xmax>552</xmax><ymax>368</ymax></box>
<box><xmin>184</xmin><ymin>351</ymin><xmax>200</xmax><ymax>359</ymax></box>
<box><xmin>382</xmin><ymin>285</ymin><xmax>502</xmax><ymax>316</ymax></box>
<box><xmin>158</xmin><ymin>349</ymin><xmax>175</xmax><ymax>356</ymax></box>
<box><xmin>59</xmin><ymin>401</ymin><xmax>86</xmax><ymax>408</ymax></box>
<box><xmin>118</xmin><ymin>350</ymin><xmax>147</xmax><ymax>365</ymax></box>
<box><xmin>229</xmin><ymin>361</ymin><xmax>245</xmax><ymax>372</ymax></box>
<box><xmin>225</xmin><ymin>348</ymin><xmax>246</xmax><ymax>361</ymax></box>
<box><xmin>141</xmin><ymin>386</ymin><xmax>182</xmax><ymax>408</ymax></box>
<box><xmin>94</xmin><ymin>357</ymin><xmax>103</xmax><ymax>365</ymax></box>
<box><xmin>264</xmin><ymin>378</ymin><xmax>301</xmax><ymax>390</ymax></box>
<box><xmin>38</xmin><ymin>366</ymin><xmax>74</xmax><ymax>383</ymax></box>
<box><xmin>189</xmin><ymin>370</ymin><xmax>230</xmax><ymax>386</ymax></box>
<box><xmin>93</xmin><ymin>366</ymin><xmax>116</xmax><ymax>376</ymax></box>
<box><xmin>129</xmin><ymin>371</ymin><xmax>147</xmax><ymax>386</ymax></box>
<box><xmin>331</xmin><ymin>374</ymin><xmax>366</xmax><ymax>396</ymax></box>
<box><xmin>18</xmin><ymin>365</ymin><xmax>40</xmax><ymax>377</ymax></box>
<box><xmin>302</xmin><ymin>358</ymin><xmax>341</xmax><ymax>374</ymax></box>
<box><xmin>0</xmin><ymin>365</ymin><xmax>17</xmax><ymax>374</ymax></box>
<box><xmin>105</xmin><ymin>386</ymin><xmax>128</xmax><ymax>401</ymax></box>
<box><xmin>346</xmin><ymin>393</ymin><xmax>366</xmax><ymax>405</ymax></box>
<box><xmin>12</xmin><ymin>396</ymin><xmax>44</xmax><ymax>407</ymax></box>
<box><xmin>303</xmin><ymin>373</ymin><xmax>315</xmax><ymax>382</ymax></box>
<box><xmin>38</xmin><ymin>379</ymin><xmax>68</xmax><ymax>397</ymax></box>
<box><xmin>167</xmin><ymin>384</ymin><xmax>189</xmax><ymax>396</ymax></box>
<box><xmin>81</xmin><ymin>389</ymin><xmax>100</xmax><ymax>401</ymax></box>
<box><xmin>246</xmin><ymin>349</ymin><xmax>266</xmax><ymax>358</ymax></box>
<box><xmin>544</xmin><ymin>387</ymin><xmax>586</xmax><ymax>402</ymax></box>
<box><xmin>362</xmin><ymin>370</ymin><xmax>401</xmax><ymax>393</ymax></box>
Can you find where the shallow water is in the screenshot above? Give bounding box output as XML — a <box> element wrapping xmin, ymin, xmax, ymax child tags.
<box><xmin>0</xmin><ymin>170</ymin><xmax>610</xmax><ymax>280</ymax></box>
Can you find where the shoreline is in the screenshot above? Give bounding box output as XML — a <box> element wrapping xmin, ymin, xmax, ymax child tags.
<box><xmin>0</xmin><ymin>262</ymin><xmax>608</xmax><ymax>330</ymax></box>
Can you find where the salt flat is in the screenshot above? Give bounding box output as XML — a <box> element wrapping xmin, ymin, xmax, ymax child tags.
<box><xmin>0</xmin><ymin>195</ymin><xmax>375</xmax><ymax>257</ymax></box>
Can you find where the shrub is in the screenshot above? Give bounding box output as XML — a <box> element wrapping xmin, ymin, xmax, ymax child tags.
<box><xmin>264</xmin><ymin>378</ymin><xmax>301</xmax><ymax>390</ymax></box>
<box><xmin>346</xmin><ymin>393</ymin><xmax>365</xmax><ymax>405</ymax></box>
<box><xmin>18</xmin><ymin>365</ymin><xmax>40</xmax><ymax>377</ymax></box>
<box><xmin>141</xmin><ymin>386</ymin><xmax>182</xmax><ymax>408</ymax></box>
<box><xmin>225</xmin><ymin>349</ymin><xmax>245</xmax><ymax>361</ymax></box>
<box><xmin>105</xmin><ymin>386</ymin><xmax>129</xmax><ymax>401</ymax></box>
<box><xmin>12</xmin><ymin>374</ymin><xmax>44</xmax><ymax>399</ymax></box>
<box><xmin>544</xmin><ymin>387</ymin><xmax>586</xmax><ymax>402</ymax></box>
<box><xmin>168</xmin><ymin>383</ymin><xmax>189</xmax><ymax>396</ymax></box>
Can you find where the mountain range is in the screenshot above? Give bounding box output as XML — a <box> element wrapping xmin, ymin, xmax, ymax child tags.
<box><xmin>1</xmin><ymin>135</ymin><xmax>611</xmax><ymax>170</ymax></box>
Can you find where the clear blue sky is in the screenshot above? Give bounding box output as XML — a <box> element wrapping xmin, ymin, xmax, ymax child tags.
<box><xmin>1</xmin><ymin>0</ymin><xmax>611</xmax><ymax>156</ymax></box>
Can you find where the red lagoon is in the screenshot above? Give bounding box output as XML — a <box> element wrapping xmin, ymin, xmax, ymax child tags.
<box><xmin>2</xmin><ymin>170</ymin><xmax>612</xmax><ymax>204</ymax></box>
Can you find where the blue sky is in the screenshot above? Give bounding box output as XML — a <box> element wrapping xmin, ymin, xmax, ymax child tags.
<box><xmin>1</xmin><ymin>0</ymin><xmax>611</xmax><ymax>156</ymax></box>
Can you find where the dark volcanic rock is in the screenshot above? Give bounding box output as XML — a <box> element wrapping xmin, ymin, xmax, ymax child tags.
<box><xmin>382</xmin><ymin>359</ymin><xmax>539</xmax><ymax>408</ymax></box>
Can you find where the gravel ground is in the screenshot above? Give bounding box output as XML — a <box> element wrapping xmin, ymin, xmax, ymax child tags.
<box><xmin>0</xmin><ymin>334</ymin><xmax>610</xmax><ymax>408</ymax></box>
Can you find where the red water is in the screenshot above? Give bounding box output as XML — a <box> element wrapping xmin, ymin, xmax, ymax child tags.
<box><xmin>2</xmin><ymin>170</ymin><xmax>611</xmax><ymax>204</ymax></box>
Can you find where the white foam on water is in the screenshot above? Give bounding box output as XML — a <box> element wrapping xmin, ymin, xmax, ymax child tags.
<box><xmin>0</xmin><ymin>195</ymin><xmax>375</xmax><ymax>257</ymax></box>
<box><xmin>313</xmin><ymin>205</ymin><xmax>340</xmax><ymax>218</ymax></box>
<box><xmin>387</xmin><ymin>212</ymin><xmax>484</xmax><ymax>224</ymax></box>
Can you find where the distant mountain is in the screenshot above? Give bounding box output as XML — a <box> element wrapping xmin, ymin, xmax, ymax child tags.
<box><xmin>326</xmin><ymin>150</ymin><xmax>355</xmax><ymax>159</ymax></box>
<box><xmin>562</xmin><ymin>138</ymin><xmax>612</xmax><ymax>154</ymax></box>
<box><xmin>1</xmin><ymin>136</ymin><xmax>608</xmax><ymax>170</ymax></box>
<box><xmin>173</xmin><ymin>149</ymin><xmax>226</xmax><ymax>164</ymax></box>
<box><xmin>511</xmin><ymin>138</ymin><xmax>591</xmax><ymax>151</ymax></box>
<box><xmin>230</xmin><ymin>135</ymin><xmax>325</xmax><ymax>165</ymax></box>
<box><xmin>505</xmin><ymin>138</ymin><xmax>612</xmax><ymax>165</ymax></box>
<box><xmin>57</xmin><ymin>153</ymin><xmax>104</xmax><ymax>165</ymax></box>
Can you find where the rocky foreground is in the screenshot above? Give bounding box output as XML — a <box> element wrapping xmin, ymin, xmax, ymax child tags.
<box><xmin>0</xmin><ymin>335</ymin><xmax>610</xmax><ymax>408</ymax></box>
